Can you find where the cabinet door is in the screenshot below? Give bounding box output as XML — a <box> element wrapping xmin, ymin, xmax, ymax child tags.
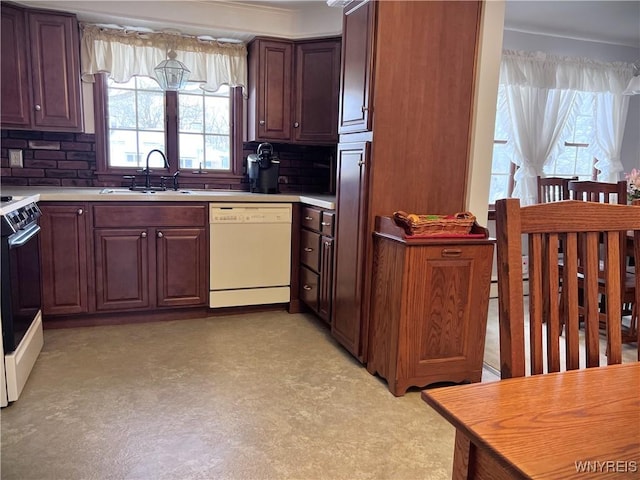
<box><xmin>293</xmin><ymin>40</ymin><xmax>341</xmax><ymax>144</ymax></box>
<box><xmin>39</xmin><ymin>203</ymin><xmax>89</xmax><ymax>315</ymax></box>
<box><xmin>249</xmin><ymin>39</ymin><xmax>293</xmax><ymax>142</ymax></box>
<box><xmin>318</xmin><ymin>235</ymin><xmax>333</xmax><ymax>323</ymax></box>
<box><xmin>156</xmin><ymin>227</ymin><xmax>208</xmax><ymax>307</ymax></box>
<box><xmin>332</xmin><ymin>141</ymin><xmax>370</xmax><ymax>358</ymax></box>
<box><xmin>338</xmin><ymin>0</ymin><xmax>376</xmax><ymax>134</ymax></box>
<box><xmin>94</xmin><ymin>229</ymin><xmax>149</xmax><ymax>311</ymax></box>
<box><xmin>1</xmin><ymin>5</ymin><xmax>30</xmax><ymax>127</ymax></box>
<box><xmin>28</xmin><ymin>11</ymin><xmax>82</xmax><ymax>131</ymax></box>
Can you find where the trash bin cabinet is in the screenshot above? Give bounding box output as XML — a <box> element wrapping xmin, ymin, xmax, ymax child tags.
<box><xmin>367</xmin><ymin>225</ymin><xmax>494</xmax><ymax>396</ymax></box>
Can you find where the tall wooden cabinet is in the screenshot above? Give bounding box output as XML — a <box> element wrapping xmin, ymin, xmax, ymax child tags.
<box><xmin>1</xmin><ymin>3</ymin><xmax>82</xmax><ymax>131</ymax></box>
<box><xmin>248</xmin><ymin>37</ymin><xmax>341</xmax><ymax>145</ymax></box>
<box><xmin>332</xmin><ymin>0</ymin><xmax>483</xmax><ymax>361</ymax></box>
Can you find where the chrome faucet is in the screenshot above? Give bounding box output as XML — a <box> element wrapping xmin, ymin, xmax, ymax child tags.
<box><xmin>142</xmin><ymin>149</ymin><xmax>169</xmax><ymax>189</ymax></box>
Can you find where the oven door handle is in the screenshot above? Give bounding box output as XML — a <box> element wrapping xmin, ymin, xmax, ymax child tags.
<box><xmin>8</xmin><ymin>224</ymin><xmax>40</xmax><ymax>248</ymax></box>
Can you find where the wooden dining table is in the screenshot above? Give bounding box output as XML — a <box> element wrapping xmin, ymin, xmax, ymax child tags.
<box><xmin>422</xmin><ymin>363</ymin><xmax>640</xmax><ymax>479</ymax></box>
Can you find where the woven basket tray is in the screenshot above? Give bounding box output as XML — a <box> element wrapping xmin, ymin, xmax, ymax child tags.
<box><xmin>393</xmin><ymin>211</ymin><xmax>476</xmax><ymax>236</ymax></box>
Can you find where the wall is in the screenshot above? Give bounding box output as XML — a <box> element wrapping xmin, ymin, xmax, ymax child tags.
<box><xmin>502</xmin><ymin>29</ymin><xmax>640</xmax><ymax>173</ymax></box>
<box><xmin>0</xmin><ymin>129</ymin><xmax>335</xmax><ymax>193</ymax></box>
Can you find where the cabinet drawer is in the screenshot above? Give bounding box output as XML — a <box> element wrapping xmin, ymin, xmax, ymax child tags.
<box><xmin>300</xmin><ymin>229</ymin><xmax>320</xmax><ymax>271</ymax></box>
<box><xmin>320</xmin><ymin>211</ymin><xmax>334</xmax><ymax>237</ymax></box>
<box><xmin>300</xmin><ymin>266</ymin><xmax>318</xmax><ymax>310</ymax></box>
<box><xmin>93</xmin><ymin>204</ymin><xmax>207</xmax><ymax>228</ymax></box>
<box><xmin>301</xmin><ymin>206</ymin><xmax>321</xmax><ymax>232</ymax></box>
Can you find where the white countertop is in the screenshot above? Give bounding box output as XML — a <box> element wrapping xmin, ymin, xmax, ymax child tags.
<box><xmin>0</xmin><ymin>187</ymin><xmax>336</xmax><ymax>210</ymax></box>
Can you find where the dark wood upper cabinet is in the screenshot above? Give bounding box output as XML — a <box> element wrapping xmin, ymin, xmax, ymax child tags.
<box><xmin>1</xmin><ymin>4</ymin><xmax>82</xmax><ymax>131</ymax></box>
<box><xmin>337</xmin><ymin>0</ymin><xmax>376</xmax><ymax>135</ymax></box>
<box><xmin>293</xmin><ymin>40</ymin><xmax>341</xmax><ymax>144</ymax></box>
<box><xmin>248</xmin><ymin>37</ymin><xmax>341</xmax><ymax>145</ymax></box>
<box><xmin>248</xmin><ymin>39</ymin><xmax>293</xmax><ymax>142</ymax></box>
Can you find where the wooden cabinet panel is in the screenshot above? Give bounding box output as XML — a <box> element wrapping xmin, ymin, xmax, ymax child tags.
<box><xmin>28</xmin><ymin>11</ymin><xmax>82</xmax><ymax>130</ymax></box>
<box><xmin>332</xmin><ymin>141</ymin><xmax>369</xmax><ymax>357</ymax></box>
<box><xmin>293</xmin><ymin>40</ymin><xmax>341</xmax><ymax>144</ymax></box>
<box><xmin>248</xmin><ymin>39</ymin><xmax>293</xmax><ymax>142</ymax></box>
<box><xmin>156</xmin><ymin>227</ymin><xmax>207</xmax><ymax>307</ymax></box>
<box><xmin>300</xmin><ymin>229</ymin><xmax>320</xmax><ymax>272</ymax></box>
<box><xmin>318</xmin><ymin>235</ymin><xmax>333</xmax><ymax>322</ymax></box>
<box><xmin>300</xmin><ymin>266</ymin><xmax>319</xmax><ymax>311</ymax></box>
<box><xmin>94</xmin><ymin>228</ymin><xmax>150</xmax><ymax>311</ymax></box>
<box><xmin>367</xmin><ymin>232</ymin><xmax>494</xmax><ymax>396</ymax></box>
<box><xmin>0</xmin><ymin>5</ymin><xmax>30</xmax><ymax>127</ymax></box>
<box><xmin>39</xmin><ymin>203</ymin><xmax>89</xmax><ymax>315</ymax></box>
<box><xmin>1</xmin><ymin>4</ymin><xmax>82</xmax><ymax>131</ymax></box>
<box><xmin>337</xmin><ymin>0</ymin><xmax>375</xmax><ymax>134</ymax></box>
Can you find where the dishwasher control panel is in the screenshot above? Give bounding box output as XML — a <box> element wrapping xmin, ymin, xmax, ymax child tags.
<box><xmin>209</xmin><ymin>204</ymin><xmax>292</xmax><ymax>224</ymax></box>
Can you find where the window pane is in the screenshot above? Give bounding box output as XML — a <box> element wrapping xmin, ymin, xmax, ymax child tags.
<box><xmin>205</xmin><ymin>135</ymin><xmax>230</xmax><ymax>169</ymax></box>
<box><xmin>492</xmin><ymin>143</ymin><xmax>511</xmax><ymax>174</ymax></box>
<box><xmin>137</xmin><ymin>91</ymin><xmax>165</xmax><ymax>130</ymax></box>
<box><xmin>137</xmin><ymin>76</ymin><xmax>162</xmax><ymax>91</ymax></box>
<box><xmin>178</xmin><ymin>86</ymin><xmax>231</xmax><ymax>170</ymax></box>
<box><xmin>489</xmin><ymin>175</ymin><xmax>509</xmax><ymax>204</ymax></box>
<box><xmin>109</xmin><ymin>130</ymin><xmax>140</xmax><ymax>168</ymax></box>
<box><xmin>138</xmin><ymin>131</ymin><xmax>166</xmax><ymax>166</ymax></box>
<box><xmin>108</xmin><ymin>89</ymin><xmax>137</xmax><ymax>129</ymax></box>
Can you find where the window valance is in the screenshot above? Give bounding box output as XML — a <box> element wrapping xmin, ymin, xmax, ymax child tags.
<box><xmin>500</xmin><ymin>50</ymin><xmax>634</xmax><ymax>94</ymax></box>
<box><xmin>80</xmin><ymin>24</ymin><xmax>247</xmax><ymax>94</ymax></box>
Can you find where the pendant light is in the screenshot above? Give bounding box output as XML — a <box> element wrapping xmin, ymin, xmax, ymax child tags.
<box><xmin>154</xmin><ymin>49</ymin><xmax>191</xmax><ymax>91</ymax></box>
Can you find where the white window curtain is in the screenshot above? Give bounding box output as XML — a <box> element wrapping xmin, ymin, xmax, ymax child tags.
<box><xmin>80</xmin><ymin>24</ymin><xmax>247</xmax><ymax>94</ymax></box>
<box><xmin>499</xmin><ymin>50</ymin><xmax>634</xmax><ymax>204</ymax></box>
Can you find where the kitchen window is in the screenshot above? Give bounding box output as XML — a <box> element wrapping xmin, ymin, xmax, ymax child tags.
<box><xmin>94</xmin><ymin>74</ymin><xmax>243</xmax><ymax>180</ymax></box>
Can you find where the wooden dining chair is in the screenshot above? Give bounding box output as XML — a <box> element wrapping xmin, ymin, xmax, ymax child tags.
<box><xmin>567</xmin><ymin>180</ymin><xmax>636</xmax><ymax>343</ymax></box>
<box><xmin>537</xmin><ymin>176</ymin><xmax>577</xmax><ymax>203</ymax></box>
<box><xmin>495</xmin><ymin>199</ymin><xmax>640</xmax><ymax>379</ymax></box>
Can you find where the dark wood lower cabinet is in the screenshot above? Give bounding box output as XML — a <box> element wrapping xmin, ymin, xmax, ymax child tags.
<box><xmin>39</xmin><ymin>203</ymin><xmax>89</xmax><ymax>315</ymax></box>
<box><xmin>40</xmin><ymin>202</ymin><xmax>208</xmax><ymax>322</ymax></box>
<box><xmin>156</xmin><ymin>227</ymin><xmax>207</xmax><ymax>307</ymax></box>
<box><xmin>367</xmin><ymin>226</ymin><xmax>494</xmax><ymax>396</ymax></box>
<box><xmin>94</xmin><ymin>228</ymin><xmax>150</xmax><ymax>311</ymax></box>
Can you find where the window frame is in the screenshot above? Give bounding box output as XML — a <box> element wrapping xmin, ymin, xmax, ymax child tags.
<box><xmin>93</xmin><ymin>73</ymin><xmax>244</xmax><ymax>184</ymax></box>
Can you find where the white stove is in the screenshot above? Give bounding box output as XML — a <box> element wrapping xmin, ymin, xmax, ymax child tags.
<box><xmin>1</xmin><ymin>193</ymin><xmax>43</xmax><ymax>407</ymax></box>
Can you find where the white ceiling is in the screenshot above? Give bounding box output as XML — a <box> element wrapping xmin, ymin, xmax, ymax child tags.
<box><xmin>10</xmin><ymin>0</ymin><xmax>640</xmax><ymax>48</ymax></box>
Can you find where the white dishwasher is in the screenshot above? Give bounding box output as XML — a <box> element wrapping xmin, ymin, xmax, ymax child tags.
<box><xmin>209</xmin><ymin>203</ymin><xmax>292</xmax><ymax>308</ymax></box>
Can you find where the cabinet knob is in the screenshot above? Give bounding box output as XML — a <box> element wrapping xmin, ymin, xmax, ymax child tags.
<box><xmin>157</xmin><ymin>231</ymin><xmax>164</xmax><ymax>238</ymax></box>
<box><xmin>304</xmin><ymin>216</ymin><xmax>313</xmax><ymax>221</ymax></box>
<box><xmin>325</xmin><ymin>241</ymin><xmax>331</xmax><ymax>247</ymax></box>
<box><xmin>304</xmin><ymin>247</ymin><xmax>314</xmax><ymax>252</ymax></box>
<box><xmin>321</xmin><ymin>222</ymin><xmax>330</xmax><ymax>226</ymax></box>
<box><xmin>141</xmin><ymin>232</ymin><xmax>147</xmax><ymax>238</ymax></box>
<box><xmin>259</xmin><ymin>120</ymin><xmax>265</xmax><ymax>126</ymax></box>
<box><xmin>34</xmin><ymin>104</ymin><xmax>42</xmax><ymax>111</ymax></box>
<box><xmin>77</xmin><ymin>208</ymin><xmax>83</xmax><ymax>215</ymax></box>
<box><xmin>293</xmin><ymin>122</ymin><xmax>299</xmax><ymax>128</ymax></box>
<box><xmin>303</xmin><ymin>284</ymin><xmax>313</xmax><ymax>291</ymax></box>
<box><xmin>441</xmin><ymin>248</ymin><xmax>462</xmax><ymax>257</ymax></box>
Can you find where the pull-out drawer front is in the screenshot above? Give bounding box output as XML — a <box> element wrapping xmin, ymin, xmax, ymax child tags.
<box><xmin>94</xmin><ymin>203</ymin><xmax>207</xmax><ymax>228</ymax></box>
<box><xmin>300</xmin><ymin>229</ymin><xmax>320</xmax><ymax>271</ymax></box>
<box><xmin>300</xmin><ymin>266</ymin><xmax>319</xmax><ymax>310</ymax></box>
<box><xmin>320</xmin><ymin>211</ymin><xmax>334</xmax><ymax>237</ymax></box>
<box><xmin>301</xmin><ymin>206</ymin><xmax>321</xmax><ymax>232</ymax></box>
